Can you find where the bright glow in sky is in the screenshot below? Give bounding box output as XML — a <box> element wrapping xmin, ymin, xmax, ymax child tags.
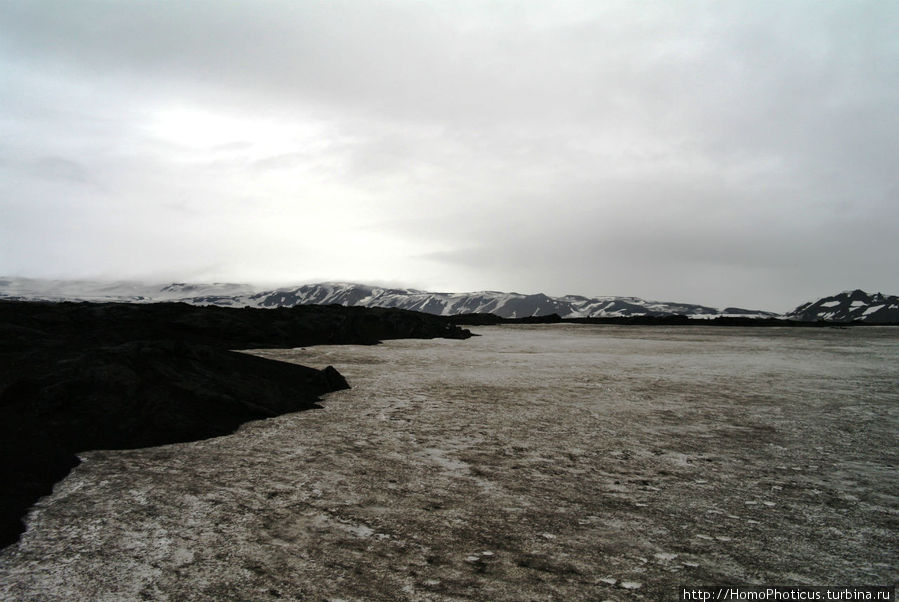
<box><xmin>1</xmin><ymin>1</ymin><xmax>897</xmax><ymax>311</ymax></box>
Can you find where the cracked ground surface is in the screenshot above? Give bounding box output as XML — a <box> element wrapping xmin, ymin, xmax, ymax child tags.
<box><xmin>1</xmin><ymin>325</ymin><xmax>896</xmax><ymax>600</ymax></box>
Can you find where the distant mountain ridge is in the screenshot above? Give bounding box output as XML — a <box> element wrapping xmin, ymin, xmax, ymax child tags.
<box><xmin>784</xmin><ymin>289</ymin><xmax>899</xmax><ymax>324</ymax></box>
<box><xmin>1</xmin><ymin>278</ymin><xmax>895</xmax><ymax>322</ymax></box>
<box><xmin>232</xmin><ymin>283</ymin><xmax>781</xmax><ymax>319</ymax></box>
<box><xmin>0</xmin><ymin>277</ymin><xmax>776</xmax><ymax>319</ymax></box>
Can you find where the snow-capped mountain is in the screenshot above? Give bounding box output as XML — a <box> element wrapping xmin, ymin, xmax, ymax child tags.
<box><xmin>6</xmin><ymin>278</ymin><xmax>896</xmax><ymax>322</ymax></box>
<box><xmin>0</xmin><ymin>277</ymin><xmax>257</xmax><ymax>303</ymax></box>
<box><xmin>233</xmin><ymin>283</ymin><xmax>780</xmax><ymax>319</ymax></box>
<box><xmin>0</xmin><ymin>278</ymin><xmax>779</xmax><ymax>319</ymax></box>
<box><xmin>784</xmin><ymin>290</ymin><xmax>899</xmax><ymax>323</ymax></box>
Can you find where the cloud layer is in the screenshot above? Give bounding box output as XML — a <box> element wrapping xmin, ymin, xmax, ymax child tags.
<box><xmin>2</xmin><ymin>1</ymin><xmax>897</xmax><ymax>311</ymax></box>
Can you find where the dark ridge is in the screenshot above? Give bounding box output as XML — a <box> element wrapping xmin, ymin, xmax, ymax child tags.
<box><xmin>448</xmin><ymin>313</ymin><xmax>894</xmax><ymax>327</ymax></box>
<box><xmin>445</xmin><ymin>313</ymin><xmax>506</xmax><ymax>325</ymax></box>
<box><xmin>503</xmin><ymin>313</ymin><xmax>564</xmax><ymax>324</ymax></box>
<box><xmin>444</xmin><ymin>313</ymin><xmax>563</xmax><ymax>325</ymax></box>
<box><xmin>784</xmin><ymin>290</ymin><xmax>899</xmax><ymax>323</ymax></box>
<box><xmin>0</xmin><ymin>301</ymin><xmax>471</xmax><ymax>549</ymax></box>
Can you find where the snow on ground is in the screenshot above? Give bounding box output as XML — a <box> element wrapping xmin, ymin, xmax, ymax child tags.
<box><xmin>2</xmin><ymin>325</ymin><xmax>896</xmax><ymax>600</ymax></box>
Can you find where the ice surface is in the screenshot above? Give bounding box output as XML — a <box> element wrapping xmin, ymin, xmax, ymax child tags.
<box><xmin>2</xmin><ymin>325</ymin><xmax>897</xmax><ymax>600</ymax></box>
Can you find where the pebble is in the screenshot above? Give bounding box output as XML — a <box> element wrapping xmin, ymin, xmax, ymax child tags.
<box><xmin>465</xmin><ymin>551</ymin><xmax>495</xmax><ymax>563</ymax></box>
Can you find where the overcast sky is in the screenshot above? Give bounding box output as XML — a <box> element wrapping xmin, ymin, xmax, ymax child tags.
<box><xmin>1</xmin><ymin>1</ymin><xmax>897</xmax><ymax>311</ymax></box>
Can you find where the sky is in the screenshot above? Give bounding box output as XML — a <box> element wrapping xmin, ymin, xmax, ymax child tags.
<box><xmin>1</xmin><ymin>1</ymin><xmax>897</xmax><ymax>312</ymax></box>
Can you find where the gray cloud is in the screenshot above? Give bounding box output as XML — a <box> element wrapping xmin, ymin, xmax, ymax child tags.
<box><xmin>28</xmin><ymin>156</ymin><xmax>92</xmax><ymax>183</ymax></box>
<box><xmin>1</xmin><ymin>1</ymin><xmax>897</xmax><ymax>311</ymax></box>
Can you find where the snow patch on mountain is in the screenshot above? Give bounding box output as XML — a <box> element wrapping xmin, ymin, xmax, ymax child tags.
<box><xmin>1</xmin><ymin>278</ymin><xmax>783</xmax><ymax>319</ymax></box>
<box><xmin>7</xmin><ymin>279</ymin><xmax>895</xmax><ymax>322</ymax></box>
<box><xmin>0</xmin><ymin>277</ymin><xmax>257</xmax><ymax>303</ymax></box>
<box><xmin>784</xmin><ymin>290</ymin><xmax>899</xmax><ymax>323</ymax></box>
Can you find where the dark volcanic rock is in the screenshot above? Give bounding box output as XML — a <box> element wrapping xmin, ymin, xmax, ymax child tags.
<box><xmin>0</xmin><ymin>301</ymin><xmax>470</xmax><ymax>548</ymax></box>
<box><xmin>0</xmin><ymin>300</ymin><xmax>470</xmax><ymax>349</ymax></box>
<box><xmin>445</xmin><ymin>313</ymin><xmax>506</xmax><ymax>325</ymax></box>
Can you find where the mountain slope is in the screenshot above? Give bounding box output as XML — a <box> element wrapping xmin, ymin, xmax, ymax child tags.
<box><xmin>222</xmin><ymin>283</ymin><xmax>781</xmax><ymax>319</ymax></box>
<box><xmin>784</xmin><ymin>290</ymin><xmax>899</xmax><ymax>323</ymax></box>
<box><xmin>4</xmin><ymin>278</ymin><xmax>897</xmax><ymax>322</ymax></box>
<box><xmin>0</xmin><ymin>278</ymin><xmax>779</xmax><ymax>319</ymax></box>
<box><xmin>0</xmin><ymin>277</ymin><xmax>256</xmax><ymax>303</ymax></box>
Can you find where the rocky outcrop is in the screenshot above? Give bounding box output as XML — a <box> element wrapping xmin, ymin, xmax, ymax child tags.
<box><xmin>785</xmin><ymin>290</ymin><xmax>899</xmax><ymax>323</ymax></box>
<box><xmin>0</xmin><ymin>301</ymin><xmax>471</xmax><ymax>548</ymax></box>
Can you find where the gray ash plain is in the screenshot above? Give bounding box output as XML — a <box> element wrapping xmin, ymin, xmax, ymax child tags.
<box><xmin>1</xmin><ymin>325</ymin><xmax>896</xmax><ymax>600</ymax></box>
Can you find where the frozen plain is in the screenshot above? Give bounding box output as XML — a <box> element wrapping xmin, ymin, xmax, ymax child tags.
<box><xmin>1</xmin><ymin>325</ymin><xmax>896</xmax><ymax>600</ymax></box>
